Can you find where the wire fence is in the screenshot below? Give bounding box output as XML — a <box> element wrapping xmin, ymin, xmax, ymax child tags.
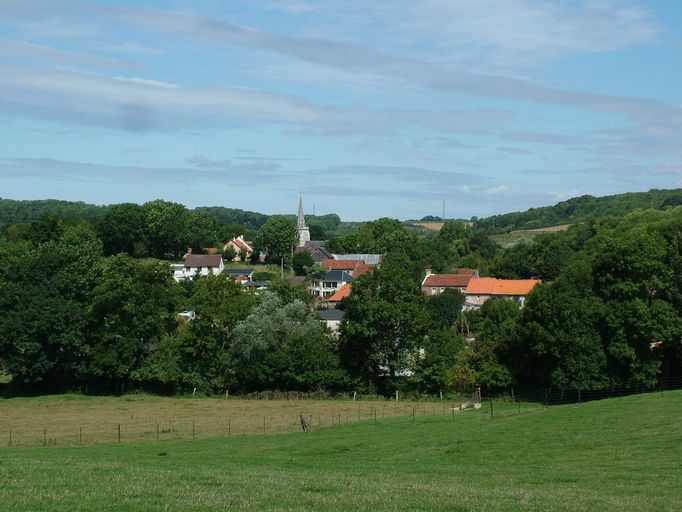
<box><xmin>2</xmin><ymin>378</ymin><xmax>680</xmax><ymax>447</ymax></box>
<box><xmin>0</xmin><ymin>399</ymin><xmax>479</xmax><ymax>448</ymax></box>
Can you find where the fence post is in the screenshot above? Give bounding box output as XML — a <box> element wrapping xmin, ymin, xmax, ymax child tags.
<box><xmin>80</xmin><ymin>426</ymin><xmax>83</xmax><ymax>444</ymax></box>
<box><xmin>489</xmin><ymin>399</ymin><xmax>494</xmax><ymax>418</ymax></box>
<box><xmin>192</xmin><ymin>420</ymin><xmax>195</xmax><ymax>440</ymax></box>
<box><xmin>8</xmin><ymin>427</ymin><xmax>11</xmax><ymax>447</ymax></box>
<box><xmin>263</xmin><ymin>416</ymin><xmax>266</xmax><ymax>434</ymax></box>
<box><xmin>578</xmin><ymin>389</ymin><xmax>582</xmax><ymax>404</ymax></box>
<box><xmin>117</xmin><ymin>424</ymin><xmax>121</xmax><ymax>443</ymax></box>
<box><xmin>412</xmin><ymin>407</ymin><xmax>415</xmax><ymax>427</ymax></box>
<box><xmin>228</xmin><ymin>419</ymin><xmax>231</xmax><ymax>437</ymax></box>
<box><xmin>43</xmin><ymin>428</ymin><xmax>47</xmax><ymax>446</ymax></box>
<box><xmin>156</xmin><ymin>422</ymin><xmax>159</xmax><ymax>441</ymax></box>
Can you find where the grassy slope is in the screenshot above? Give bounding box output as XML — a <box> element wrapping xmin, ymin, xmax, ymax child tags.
<box><xmin>1</xmin><ymin>392</ymin><xmax>681</xmax><ymax>511</ymax></box>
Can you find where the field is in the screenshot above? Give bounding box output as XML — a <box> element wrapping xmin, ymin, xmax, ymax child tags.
<box><xmin>490</xmin><ymin>224</ymin><xmax>571</xmax><ymax>248</ymax></box>
<box><xmin>1</xmin><ymin>391</ymin><xmax>681</xmax><ymax>511</ymax></box>
<box><xmin>0</xmin><ymin>394</ymin><xmax>461</xmax><ymax>447</ymax></box>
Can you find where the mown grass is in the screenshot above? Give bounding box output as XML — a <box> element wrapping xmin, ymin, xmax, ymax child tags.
<box><xmin>1</xmin><ymin>391</ymin><xmax>680</xmax><ymax>511</ymax></box>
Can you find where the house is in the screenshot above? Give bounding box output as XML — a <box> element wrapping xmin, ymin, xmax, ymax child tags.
<box><xmin>317</xmin><ymin>309</ymin><xmax>345</xmax><ymax>333</ymax></box>
<box><xmin>322</xmin><ymin>258</ymin><xmax>364</xmax><ymax>274</ymax></box>
<box><xmin>353</xmin><ymin>262</ymin><xmax>375</xmax><ymax>277</ymax></box>
<box><xmin>310</xmin><ymin>270</ymin><xmax>354</xmax><ymax>298</ymax></box>
<box><xmin>242</xmin><ymin>280</ymin><xmax>271</xmax><ymax>292</ymax></box>
<box><xmin>173</xmin><ymin>254</ymin><xmax>225</xmax><ymax>281</ymax></box>
<box><xmin>332</xmin><ymin>253</ymin><xmax>383</xmax><ymax>265</ymax></box>
<box><xmin>220</xmin><ymin>268</ymin><xmax>254</xmax><ymax>283</ymax></box>
<box><xmin>327</xmin><ymin>282</ymin><xmax>352</xmax><ymax>305</ymax></box>
<box><xmin>463</xmin><ymin>277</ymin><xmax>541</xmax><ymax>309</ymax></box>
<box><xmin>223</xmin><ymin>235</ymin><xmax>253</xmax><ymax>261</ymax></box>
<box><xmin>295</xmin><ymin>241</ymin><xmax>333</xmax><ymax>263</ymax></box>
<box><xmin>421</xmin><ymin>268</ymin><xmax>479</xmax><ymax>295</ymax></box>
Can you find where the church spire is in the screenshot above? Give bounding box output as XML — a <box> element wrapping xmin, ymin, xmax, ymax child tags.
<box><xmin>298</xmin><ymin>195</ymin><xmax>306</xmax><ymax>229</ymax></box>
<box><xmin>297</xmin><ymin>194</ymin><xmax>310</xmax><ymax>246</ymax></box>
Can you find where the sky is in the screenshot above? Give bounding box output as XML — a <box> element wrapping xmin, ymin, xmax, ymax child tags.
<box><xmin>1</xmin><ymin>0</ymin><xmax>681</xmax><ymax>221</ymax></box>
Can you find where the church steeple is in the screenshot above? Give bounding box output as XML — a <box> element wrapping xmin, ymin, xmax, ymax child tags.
<box><xmin>297</xmin><ymin>195</ymin><xmax>311</xmax><ymax>246</ymax></box>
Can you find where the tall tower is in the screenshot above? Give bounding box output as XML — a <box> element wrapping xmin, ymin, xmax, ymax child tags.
<box><xmin>297</xmin><ymin>196</ymin><xmax>311</xmax><ymax>247</ymax></box>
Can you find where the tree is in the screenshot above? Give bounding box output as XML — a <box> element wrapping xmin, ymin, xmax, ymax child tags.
<box><xmin>134</xmin><ymin>275</ymin><xmax>255</xmax><ymax>393</ymax></box>
<box><xmin>87</xmin><ymin>255</ymin><xmax>178</xmax><ymax>391</ymax></box>
<box><xmin>143</xmin><ymin>200</ymin><xmax>189</xmax><ymax>259</ymax></box>
<box><xmin>292</xmin><ymin>250</ymin><xmax>314</xmax><ymax>276</ymax></box>
<box><xmin>339</xmin><ymin>252</ymin><xmax>429</xmax><ymax>392</ymax></box>
<box><xmin>0</xmin><ymin>224</ymin><xmax>103</xmax><ymax>389</ymax></box>
<box><xmin>184</xmin><ymin>212</ymin><xmax>219</xmax><ymax>252</ymax></box>
<box><xmin>425</xmin><ymin>289</ymin><xmax>465</xmax><ymax>328</ymax></box>
<box><xmin>230</xmin><ymin>294</ymin><xmax>346</xmax><ymax>391</ymax></box>
<box><xmin>254</xmin><ymin>215</ymin><xmax>297</xmax><ymax>267</ymax></box>
<box><xmin>97</xmin><ymin>203</ymin><xmax>147</xmax><ymax>256</ymax></box>
<box><xmin>438</xmin><ymin>220</ymin><xmax>467</xmax><ymax>243</ymax></box>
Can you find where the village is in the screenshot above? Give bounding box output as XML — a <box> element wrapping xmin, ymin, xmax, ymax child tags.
<box><xmin>170</xmin><ymin>198</ymin><xmax>540</xmax><ymax>333</ymax></box>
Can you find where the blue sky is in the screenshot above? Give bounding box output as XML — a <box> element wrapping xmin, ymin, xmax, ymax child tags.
<box><xmin>1</xmin><ymin>0</ymin><xmax>681</xmax><ymax>220</ymax></box>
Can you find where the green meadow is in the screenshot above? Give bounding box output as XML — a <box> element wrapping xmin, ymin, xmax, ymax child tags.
<box><xmin>1</xmin><ymin>391</ymin><xmax>681</xmax><ymax>511</ymax></box>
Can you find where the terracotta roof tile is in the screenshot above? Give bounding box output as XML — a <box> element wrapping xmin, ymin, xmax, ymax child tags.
<box><xmin>353</xmin><ymin>263</ymin><xmax>375</xmax><ymax>277</ymax></box>
<box><xmin>423</xmin><ymin>273</ymin><xmax>473</xmax><ymax>288</ymax></box>
<box><xmin>322</xmin><ymin>259</ymin><xmax>362</xmax><ymax>271</ymax></box>
<box><xmin>465</xmin><ymin>278</ymin><xmax>540</xmax><ymax>296</ymax></box>
<box><xmin>327</xmin><ymin>283</ymin><xmax>352</xmax><ymax>302</ymax></box>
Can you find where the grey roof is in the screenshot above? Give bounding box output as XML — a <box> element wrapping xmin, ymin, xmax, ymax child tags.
<box><xmin>317</xmin><ymin>309</ymin><xmax>345</xmax><ymax>321</ymax></box>
<box><xmin>333</xmin><ymin>254</ymin><xmax>383</xmax><ymax>265</ymax></box>
<box><xmin>242</xmin><ymin>280</ymin><xmax>271</xmax><ymax>288</ymax></box>
<box><xmin>324</xmin><ymin>270</ymin><xmax>354</xmax><ymax>282</ymax></box>
<box><xmin>304</xmin><ymin>240</ymin><xmax>326</xmax><ymax>250</ymax></box>
<box><xmin>221</xmin><ymin>268</ymin><xmax>254</xmax><ymax>276</ymax></box>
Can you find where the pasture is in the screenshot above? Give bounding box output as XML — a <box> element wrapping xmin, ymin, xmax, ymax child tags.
<box><xmin>0</xmin><ymin>394</ymin><xmax>462</xmax><ymax>447</ymax></box>
<box><xmin>1</xmin><ymin>391</ymin><xmax>680</xmax><ymax>511</ymax></box>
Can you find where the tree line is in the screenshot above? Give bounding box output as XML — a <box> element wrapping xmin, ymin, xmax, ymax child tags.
<box><xmin>1</xmin><ymin>198</ymin><xmax>680</xmax><ymax>397</ymax></box>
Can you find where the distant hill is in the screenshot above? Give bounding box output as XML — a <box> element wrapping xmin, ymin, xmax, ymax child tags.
<box><xmin>0</xmin><ymin>198</ymin><xmax>344</xmax><ymax>233</ymax></box>
<box><xmin>0</xmin><ymin>198</ymin><xmax>108</xmax><ymax>226</ymax></box>
<box><xmin>475</xmin><ymin>188</ymin><xmax>682</xmax><ymax>232</ymax></box>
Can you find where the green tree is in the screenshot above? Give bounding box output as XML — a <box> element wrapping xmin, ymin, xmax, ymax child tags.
<box><xmin>87</xmin><ymin>255</ymin><xmax>178</xmax><ymax>391</ymax></box>
<box><xmin>292</xmin><ymin>250</ymin><xmax>314</xmax><ymax>276</ymax></box>
<box><xmin>231</xmin><ymin>294</ymin><xmax>346</xmax><ymax>391</ymax></box>
<box><xmin>254</xmin><ymin>215</ymin><xmax>297</xmax><ymax>268</ymax></box>
<box><xmin>339</xmin><ymin>253</ymin><xmax>429</xmax><ymax>391</ymax></box>
<box><xmin>0</xmin><ymin>225</ymin><xmax>103</xmax><ymax>389</ymax></box>
<box><xmin>97</xmin><ymin>203</ymin><xmax>147</xmax><ymax>256</ymax></box>
<box><xmin>143</xmin><ymin>200</ymin><xmax>189</xmax><ymax>259</ymax></box>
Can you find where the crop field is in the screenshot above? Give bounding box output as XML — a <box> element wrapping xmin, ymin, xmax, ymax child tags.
<box><xmin>1</xmin><ymin>391</ymin><xmax>680</xmax><ymax>511</ymax></box>
<box><xmin>0</xmin><ymin>394</ymin><xmax>472</xmax><ymax>447</ymax></box>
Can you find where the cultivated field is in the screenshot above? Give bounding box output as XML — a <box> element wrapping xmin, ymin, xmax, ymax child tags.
<box><xmin>1</xmin><ymin>391</ymin><xmax>680</xmax><ymax>511</ymax></box>
<box><xmin>0</xmin><ymin>394</ymin><xmax>467</xmax><ymax>447</ymax></box>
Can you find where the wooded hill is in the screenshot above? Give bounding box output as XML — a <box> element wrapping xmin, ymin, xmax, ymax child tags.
<box><xmin>475</xmin><ymin>188</ymin><xmax>682</xmax><ymax>233</ymax></box>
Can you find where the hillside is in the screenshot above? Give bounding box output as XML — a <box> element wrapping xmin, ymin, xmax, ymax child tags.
<box><xmin>1</xmin><ymin>391</ymin><xmax>680</xmax><ymax>511</ymax></box>
<box><xmin>475</xmin><ymin>188</ymin><xmax>682</xmax><ymax>233</ymax></box>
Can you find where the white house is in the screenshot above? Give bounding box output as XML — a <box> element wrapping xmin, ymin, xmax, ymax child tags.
<box><xmin>174</xmin><ymin>254</ymin><xmax>225</xmax><ymax>281</ymax></box>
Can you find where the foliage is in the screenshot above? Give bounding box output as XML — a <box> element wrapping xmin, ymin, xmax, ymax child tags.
<box><xmin>339</xmin><ymin>252</ymin><xmax>429</xmax><ymax>391</ymax></box>
<box><xmin>475</xmin><ymin>188</ymin><xmax>682</xmax><ymax>233</ymax></box>
<box><xmin>97</xmin><ymin>203</ymin><xmax>147</xmax><ymax>257</ymax></box>
<box><xmin>231</xmin><ymin>294</ymin><xmax>346</xmax><ymax>391</ymax></box>
<box><xmin>292</xmin><ymin>250</ymin><xmax>314</xmax><ymax>276</ymax></box>
<box><xmin>254</xmin><ymin>215</ymin><xmax>298</xmax><ymax>263</ymax></box>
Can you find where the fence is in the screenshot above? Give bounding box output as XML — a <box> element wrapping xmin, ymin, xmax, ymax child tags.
<box><xmin>0</xmin><ymin>399</ymin><xmax>477</xmax><ymax>448</ymax></box>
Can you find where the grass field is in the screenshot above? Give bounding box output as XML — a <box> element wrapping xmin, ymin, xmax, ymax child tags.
<box><xmin>1</xmin><ymin>391</ymin><xmax>680</xmax><ymax>511</ymax></box>
<box><xmin>0</xmin><ymin>394</ymin><xmax>464</xmax><ymax>447</ymax></box>
<box><xmin>490</xmin><ymin>224</ymin><xmax>571</xmax><ymax>248</ymax></box>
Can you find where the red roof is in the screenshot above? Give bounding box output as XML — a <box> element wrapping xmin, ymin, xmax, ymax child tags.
<box><xmin>353</xmin><ymin>263</ymin><xmax>375</xmax><ymax>277</ymax></box>
<box><xmin>465</xmin><ymin>278</ymin><xmax>540</xmax><ymax>296</ymax></box>
<box><xmin>225</xmin><ymin>236</ymin><xmax>252</xmax><ymax>252</ymax></box>
<box><xmin>327</xmin><ymin>283</ymin><xmax>352</xmax><ymax>302</ymax></box>
<box><xmin>423</xmin><ymin>273</ymin><xmax>473</xmax><ymax>288</ymax></box>
<box><xmin>184</xmin><ymin>254</ymin><xmax>223</xmax><ymax>267</ymax></box>
<box><xmin>322</xmin><ymin>259</ymin><xmax>362</xmax><ymax>271</ymax></box>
